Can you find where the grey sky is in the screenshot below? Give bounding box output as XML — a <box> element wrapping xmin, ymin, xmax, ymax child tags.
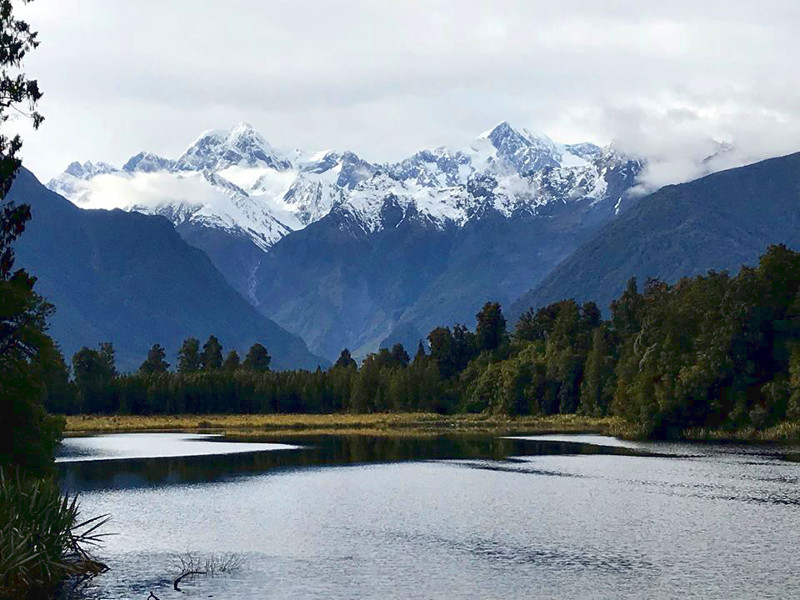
<box><xmin>14</xmin><ymin>0</ymin><xmax>800</xmax><ymax>185</ymax></box>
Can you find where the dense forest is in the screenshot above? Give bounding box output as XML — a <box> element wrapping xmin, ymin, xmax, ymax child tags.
<box><xmin>39</xmin><ymin>244</ymin><xmax>800</xmax><ymax>438</ymax></box>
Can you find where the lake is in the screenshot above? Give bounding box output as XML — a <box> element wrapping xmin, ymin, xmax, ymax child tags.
<box><xmin>57</xmin><ymin>431</ymin><xmax>800</xmax><ymax>599</ymax></box>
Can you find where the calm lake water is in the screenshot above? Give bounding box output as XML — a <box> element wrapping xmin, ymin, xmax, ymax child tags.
<box><xmin>57</xmin><ymin>431</ymin><xmax>800</xmax><ymax>599</ymax></box>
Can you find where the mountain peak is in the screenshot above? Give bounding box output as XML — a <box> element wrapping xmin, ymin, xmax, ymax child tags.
<box><xmin>225</xmin><ymin>122</ymin><xmax>268</xmax><ymax>148</ymax></box>
<box><xmin>175</xmin><ymin>123</ymin><xmax>291</xmax><ymax>172</ymax></box>
<box><xmin>123</xmin><ymin>151</ymin><xmax>175</xmax><ymax>173</ymax></box>
<box><xmin>478</xmin><ymin>120</ymin><xmax>518</xmax><ymax>140</ymax></box>
<box><xmin>64</xmin><ymin>160</ymin><xmax>117</xmax><ymax>179</ymax></box>
<box><xmin>478</xmin><ymin>121</ymin><xmax>559</xmax><ymax>175</ymax></box>
<box><xmin>229</xmin><ymin>121</ymin><xmax>257</xmax><ymax>135</ymax></box>
<box><xmin>48</xmin><ymin>121</ymin><xmax>643</xmax><ymax>271</ymax></box>
<box><xmin>479</xmin><ymin>120</ymin><xmax>551</xmax><ymax>143</ymax></box>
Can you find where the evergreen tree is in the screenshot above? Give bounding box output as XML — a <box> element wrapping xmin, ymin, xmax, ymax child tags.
<box><xmin>452</xmin><ymin>324</ymin><xmax>477</xmax><ymax>371</ymax></box>
<box><xmin>578</xmin><ymin>326</ymin><xmax>615</xmax><ymax>416</ymax></box>
<box><xmin>428</xmin><ymin>326</ymin><xmax>456</xmax><ymax>378</ymax></box>
<box><xmin>515</xmin><ymin>300</ymin><xmax>572</xmax><ymax>343</ymax></box>
<box><xmin>201</xmin><ymin>335</ymin><xmax>223</xmax><ymax>371</ymax></box>
<box><xmin>414</xmin><ymin>340</ymin><xmax>427</xmax><ymax>362</ymax></box>
<box><xmin>223</xmin><ymin>350</ymin><xmax>241</xmax><ymax>371</ymax></box>
<box><xmin>139</xmin><ymin>343</ymin><xmax>169</xmax><ymax>374</ymax></box>
<box><xmin>515</xmin><ymin>307</ymin><xmax>540</xmax><ymax>342</ymax></box>
<box><xmin>476</xmin><ymin>301</ymin><xmax>506</xmax><ymax>352</ymax></box>
<box><xmin>610</xmin><ymin>277</ymin><xmax>643</xmax><ymax>338</ymax></box>
<box><xmin>0</xmin><ymin>0</ymin><xmax>60</xmax><ymax>476</ymax></box>
<box><xmin>333</xmin><ymin>348</ymin><xmax>357</xmax><ymax>369</ymax></box>
<box><xmin>243</xmin><ymin>343</ymin><xmax>271</xmax><ymax>372</ymax></box>
<box><xmin>373</xmin><ymin>348</ymin><xmax>397</xmax><ymax>369</ymax></box>
<box><xmin>390</xmin><ymin>343</ymin><xmax>410</xmax><ymax>367</ymax></box>
<box><xmin>177</xmin><ymin>337</ymin><xmax>201</xmax><ymax>373</ymax></box>
<box><xmin>72</xmin><ymin>344</ymin><xmax>117</xmax><ymax>414</ymax></box>
<box><xmin>98</xmin><ymin>342</ymin><xmax>118</xmax><ymax>377</ymax></box>
<box><xmin>72</xmin><ymin>345</ymin><xmax>116</xmax><ymax>389</ymax></box>
<box><xmin>580</xmin><ymin>301</ymin><xmax>602</xmax><ymax>331</ymax></box>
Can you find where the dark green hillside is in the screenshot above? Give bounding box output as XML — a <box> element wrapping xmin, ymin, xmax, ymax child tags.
<box><xmin>510</xmin><ymin>152</ymin><xmax>800</xmax><ymax>320</ymax></box>
<box><xmin>11</xmin><ymin>168</ymin><xmax>324</xmax><ymax>371</ymax></box>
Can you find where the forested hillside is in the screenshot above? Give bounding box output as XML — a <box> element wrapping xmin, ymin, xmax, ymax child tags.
<box><xmin>44</xmin><ymin>245</ymin><xmax>800</xmax><ymax>439</ymax></box>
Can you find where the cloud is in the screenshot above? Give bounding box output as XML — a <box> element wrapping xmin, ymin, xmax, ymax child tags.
<box><xmin>78</xmin><ymin>172</ymin><xmax>206</xmax><ymax>211</ymax></box>
<box><xmin>595</xmin><ymin>95</ymin><xmax>800</xmax><ymax>194</ymax></box>
<box><xmin>11</xmin><ymin>0</ymin><xmax>800</xmax><ymax>188</ymax></box>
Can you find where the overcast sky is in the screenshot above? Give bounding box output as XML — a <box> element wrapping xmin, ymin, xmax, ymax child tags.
<box><xmin>13</xmin><ymin>0</ymin><xmax>800</xmax><ymax>186</ymax></box>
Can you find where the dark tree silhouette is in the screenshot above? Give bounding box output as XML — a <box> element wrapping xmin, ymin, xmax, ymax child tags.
<box><xmin>0</xmin><ymin>0</ymin><xmax>61</xmax><ymax>475</ymax></box>
<box><xmin>414</xmin><ymin>340</ymin><xmax>426</xmax><ymax>362</ymax></box>
<box><xmin>177</xmin><ymin>337</ymin><xmax>201</xmax><ymax>373</ymax></box>
<box><xmin>243</xmin><ymin>343</ymin><xmax>271</xmax><ymax>372</ymax></box>
<box><xmin>139</xmin><ymin>343</ymin><xmax>169</xmax><ymax>374</ymax></box>
<box><xmin>475</xmin><ymin>301</ymin><xmax>506</xmax><ymax>352</ymax></box>
<box><xmin>333</xmin><ymin>348</ymin><xmax>357</xmax><ymax>369</ymax></box>
<box><xmin>201</xmin><ymin>335</ymin><xmax>223</xmax><ymax>371</ymax></box>
<box><xmin>223</xmin><ymin>350</ymin><xmax>241</xmax><ymax>371</ymax></box>
<box><xmin>390</xmin><ymin>343</ymin><xmax>410</xmax><ymax>367</ymax></box>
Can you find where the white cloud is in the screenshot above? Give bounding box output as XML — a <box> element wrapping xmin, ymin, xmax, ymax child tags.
<box><xmin>11</xmin><ymin>0</ymin><xmax>800</xmax><ymax>189</ymax></box>
<box><xmin>78</xmin><ymin>172</ymin><xmax>214</xmax><ymax>211</ymax></box>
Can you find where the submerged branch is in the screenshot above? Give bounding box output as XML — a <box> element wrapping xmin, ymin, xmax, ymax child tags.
<box><xmin>173</xmin><ymin>569</ymin><xmax>206</xmax><ymax>591</ymax></box>
<box><xmin>171</xmin><ymin>552</ymin><xmax>244</xmax><ymax>591</ymax></box>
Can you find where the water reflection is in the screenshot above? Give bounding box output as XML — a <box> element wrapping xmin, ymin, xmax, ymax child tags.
<box><xmin>58</xmin><ymin>433</ymin><xmax>661</xmax><ymax>492</ymax></box>
<box><xmin>58</xmin><ymin>432</ymin><xmax>298</xmax><ymax>462</ymax></box>
<box><xmin>57</xmin><ymin>433</ymin><xmax>800</xmax><ymax>600</ymax></box>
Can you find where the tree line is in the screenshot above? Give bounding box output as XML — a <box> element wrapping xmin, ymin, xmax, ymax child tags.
<box><xmin>39</xmin><ymin>244</ymin><xmax>800</xmax><ymax>438</ymax></box>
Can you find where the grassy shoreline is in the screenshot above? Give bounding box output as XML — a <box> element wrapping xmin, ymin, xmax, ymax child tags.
<box><xmin>682</xmin><ymin>421</ymin><xmax>800</xmax><ymax>443</ymax></box>
<box><xmin>64</xmin><ymin>413</ymin><xmax>625</xmax><ymax>438</ymax></box>
<box><xmin>63</xmin><ymin>413</ymin><xmax>800</xmax><ymax>443</ymax></box>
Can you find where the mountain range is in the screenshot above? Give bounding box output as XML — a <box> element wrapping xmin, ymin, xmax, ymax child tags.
<box><xmin>45</xmin><ymin>120</ymin><xmax>788</xmax><ymax>364</ymax></box>
<box><xmin>48</xmin><ymin>121</ymin><xmax>647</xmax><ymax>359</ymax></box>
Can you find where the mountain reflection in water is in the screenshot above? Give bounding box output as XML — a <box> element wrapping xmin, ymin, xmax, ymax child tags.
<box><xmin>58</xmin><ymin>433</ymin><xmax>661</xmax><ymax>492</ymax></box>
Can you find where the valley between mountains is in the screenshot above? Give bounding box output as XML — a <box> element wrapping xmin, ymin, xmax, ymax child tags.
<box><xmin>37</xmin><ymin>120</ymin><xmax>787</xmax><ymax>366</ymax></box>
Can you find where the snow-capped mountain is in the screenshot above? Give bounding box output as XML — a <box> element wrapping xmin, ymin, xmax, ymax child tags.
<box><xmin>47</xmin><ymin>121</ymin><xmax>640</xmax><ymax>252</ymax></box>
<box><xmin>48</xmin><ymin>160</ymin><xmax>118</xmax><ymax>201</ymax></box>
<box><xmin>43</xmin><ymin>122</ymin><xmax>770</xmax><ymax>362</ymax></box>
<box><xmin>175</xmin><ymin>123</ymin><xmax>293</xmax><ymax>172</ymax></box>
<box><xmin>123</xmin><ymin>152</ymin><xmax>175</xmax><ymax>173</ymax></box>
<box><xmin>328</xmin><ymin>123</ymin><xmax>640</xmax><ymax>238</ymax></box>
<box><xmin>47</xmin><ymin>121</ymin><xmax>646</xmax><ymax>359</ymax></box>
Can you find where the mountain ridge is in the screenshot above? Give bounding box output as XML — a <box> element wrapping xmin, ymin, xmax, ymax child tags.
<box><xmin>508</xmin><ymin>151</ymin><xmax>800</xmax><ymax>322</ymax></box>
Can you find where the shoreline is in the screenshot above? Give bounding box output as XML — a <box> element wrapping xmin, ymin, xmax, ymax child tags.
<box><xmin>63</xmin><ymin>413</ymin><xmax>622</xmax><ymax>438</ymax></box>
<box><xmin>62</xmin><ymin>413</ymin><xmax>800</xmax><ymax>443</ymax></box>
<box><xmin>682</xmin><ymin>422</ymin><xmax>800</xmax><ymax>444</ymax></box>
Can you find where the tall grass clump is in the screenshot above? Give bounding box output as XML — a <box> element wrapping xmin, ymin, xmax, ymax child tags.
<box><xmin>0</xmin><ymin>468</ymin><xmax>108</xmax><ymax>599</ymax></box>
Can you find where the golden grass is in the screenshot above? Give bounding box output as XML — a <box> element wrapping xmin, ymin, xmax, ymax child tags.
<box><xmin>64</xmin><ymin>413</ymin><xmax>623</xmax><ymax>438</ymax></box>
<box><xmin>67</xmin><ymin>413</ymin><xmax>800</xmax><ymax>442</ymax></box>
<box><xmin>683</xmin><ymin>421</ymin><xmax>800</xmax><ymax>443</ymax></box>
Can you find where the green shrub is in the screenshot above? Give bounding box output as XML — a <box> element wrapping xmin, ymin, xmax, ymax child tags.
<box><xmin>0</xmin><ymin>469</ymin><xmax>107</xmax><ymax>599</ymax></box>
